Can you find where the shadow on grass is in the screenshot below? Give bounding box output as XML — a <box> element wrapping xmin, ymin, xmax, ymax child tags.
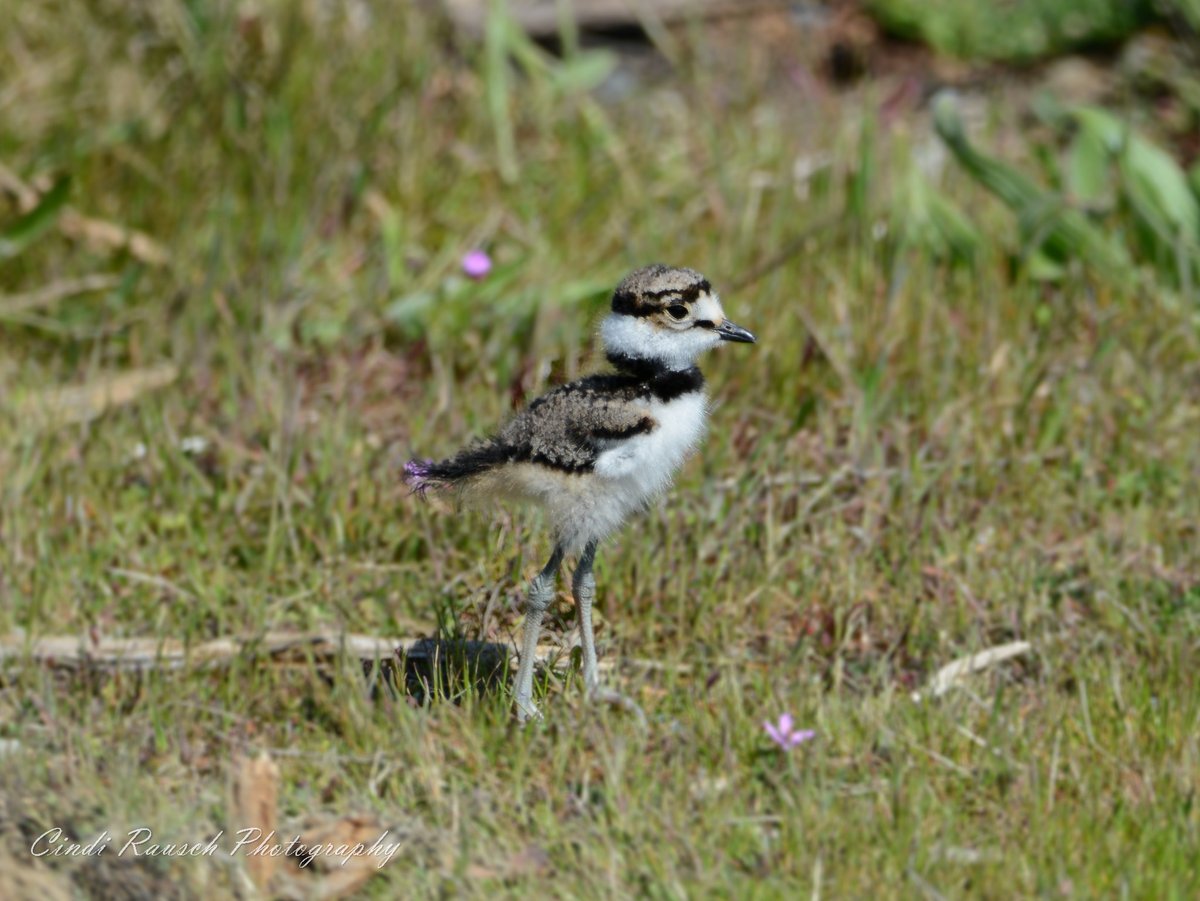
<box><xmin>379</xmin><ymin>636</ymin><xmax>516</xmax><ymax>707</ymax></box>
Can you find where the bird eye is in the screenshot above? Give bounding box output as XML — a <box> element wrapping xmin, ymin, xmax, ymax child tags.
<box><xmin>667</xmin><ymin>304</ymin><xmax>689</xmax><ymax>320</ymax></box>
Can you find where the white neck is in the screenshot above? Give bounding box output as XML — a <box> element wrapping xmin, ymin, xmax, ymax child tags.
<box><xmin>600</xmin><ymin>315</ymin><xmax>722</xmax><ymax>371</ymax></box>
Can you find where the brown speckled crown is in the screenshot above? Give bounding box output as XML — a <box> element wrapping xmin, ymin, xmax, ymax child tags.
<box><xmin>611</xmin><ymin>264</ymin><xmax>711</xmax><ymax>317</ymax></box>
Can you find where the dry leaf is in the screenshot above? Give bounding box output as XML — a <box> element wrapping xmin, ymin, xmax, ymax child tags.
<box><xmin>914</xmin><ymin>640</ymin><xmax>1033</xmax><ymax>701</ymax></box>
<box><xmin>12</xmin><ymin>363</ymin><xmax>178</xmax><ymax>427</ymax></box>
<box><xmin>0</xmin><ymin>160</ymin><xmax>168</xmax><ymax>265</ymax></box>
<box><xmin>0</xmin><ymin>275</ymin><xmax>119</xmax><ymax>317</ymax></box>
<box><xmin>277</xmin><ymin>815</ymin><xmax>406</xmax><ymax>900</ymax></box>
<box><xmin>59</xmin><ymin>210</ymin><xmax>168</xmax><ymax>266</ymax></box>
<box><xmin>230</xmin><ymin>752</ymin><xmax>281</xmax><ymax>895</ymax></box>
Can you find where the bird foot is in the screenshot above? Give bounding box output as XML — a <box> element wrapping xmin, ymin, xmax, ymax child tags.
<box><xmin>587</xmin><ymin>686</ymin><xmax>647</xmax><ymax>728</ymax></box>
<box><xmin>514</xmin><ymin>696</ymin><xmax>543</xmax><ymax>724</ymax></box>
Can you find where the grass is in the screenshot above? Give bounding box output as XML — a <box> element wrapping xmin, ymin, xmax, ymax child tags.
<box><xmin>2</xmin><ymin>1</ymin><xmax>1199</xmax><ymax>897</ymax></box>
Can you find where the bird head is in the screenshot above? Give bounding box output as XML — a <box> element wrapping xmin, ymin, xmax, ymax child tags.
<box><xmin>600</xmin><ymin>264</ymin><xmax>756</xmax><ymax>371</ymax></box>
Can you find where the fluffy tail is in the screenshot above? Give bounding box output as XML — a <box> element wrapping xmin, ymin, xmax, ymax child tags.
<box><xmin>404</xmin><ymin>441</ymin><xmax>513</xmax><ymax>497</ymax></box>
<box><xmin>403</xmin><ymin>458</ymin><xmax>445</xmax><ymax>497</ymax></box>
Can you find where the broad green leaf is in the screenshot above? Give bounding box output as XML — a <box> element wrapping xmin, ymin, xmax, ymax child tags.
<box><xmin>932</xmin><ymin>94</ymin><xmax>1043</xmax><ymax>210</ymax></box>
<box><xmin>933</xmin><ymin>93</ymin><xmax>1131</xmax><ymax>280</ymax></box>
<box><xmin>552</xmin><ymin>50</ymin><xmax>617</xmax><ymax>94</ymax></box>
<box><xmin>1065</xmin><ymin>128</ymin><xmax>1110</xmax><ymax>207</ymax></box>
<box><xmin>1072</xmin><ymin>106</ymin><xmax>1126</xmax><ymax>151</ymax></box>
<box><xmin>1121</xmin><ymin>142</ymin><xmax>1199</xmax><ymax>244</ymax></box>
<box><xmin>1074</xmin><ymin>105</ymin><xmax>1199</xmax><ymax>243</ymax></box>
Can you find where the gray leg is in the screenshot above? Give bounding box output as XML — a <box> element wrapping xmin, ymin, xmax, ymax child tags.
<box><xmin>572</xmin><ymin>542</ymin><xmax>646</xmax><ymax>726</ymax></box>
<box><xmin>513</xmin><ymin>545</ymin><xmax>564</xmax><ymax>722</ymax></box>
<box><xmin>572</xmin><ymin>541</ymin><xmax>600</xmax><ymax>693</ymax></box>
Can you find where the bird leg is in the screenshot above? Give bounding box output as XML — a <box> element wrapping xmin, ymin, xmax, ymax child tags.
<box><xmin>513</xmin><ymin>544</ymin><xmax>564</xmax><ymax>722</ymax></box>
<box><xmin>572</xmin><ymin>541</ymin><xmax>600</xmax><ymax>693</ymax></box>
<box><xmin>572</xmin><ymin>542</ymin><xmax>647</xmax><ymax>726</ymax></box>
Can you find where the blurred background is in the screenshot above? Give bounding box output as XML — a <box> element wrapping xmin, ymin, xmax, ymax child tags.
<box><xmin>1</xmin><ymin>1</ymin><xmax>1199</xmax><ymax>897</ymax></box>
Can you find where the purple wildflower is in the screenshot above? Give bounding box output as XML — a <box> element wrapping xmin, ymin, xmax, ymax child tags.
<box><xmin>461</xmin><ymin>249</ymin><xmax>492</xmax><ymax>280</ymax></box>
<box><xmin>763</xmin><ymin>713</ymin><xmax>815</xmax><ymax>750</ymax></box>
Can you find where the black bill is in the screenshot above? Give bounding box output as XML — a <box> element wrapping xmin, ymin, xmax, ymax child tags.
<box><xmin>715</xmin><ymin>319</ymin><xmax>756</xmax><ymax>343</ymax></box>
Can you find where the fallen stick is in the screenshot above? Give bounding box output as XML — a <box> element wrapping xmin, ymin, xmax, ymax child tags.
<box><xmin>0</xmin><ymin>630</ymin><xmax>580</xmax><ymax>674</ymax></box>
<box><xmin>442</xmin><ymin>0</ymin><xmax>788</xmax><ymax>36</ymax></box>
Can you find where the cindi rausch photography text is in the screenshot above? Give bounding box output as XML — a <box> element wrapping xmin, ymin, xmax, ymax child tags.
<box><xmin>30</xmin><ymin>826</ymin><xmax>403</xmax><ymax>869</ymax></box>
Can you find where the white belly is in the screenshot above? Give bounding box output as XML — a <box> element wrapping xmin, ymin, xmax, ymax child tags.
<box><xmin>474</xmin><ymin>391</ymin><xmax>709</xmax><ymax>553</ymax></box>
<box><xmin>593</xmin><ymin>390</ymin><xmax>708</xmax><ymax>502</ymax></box>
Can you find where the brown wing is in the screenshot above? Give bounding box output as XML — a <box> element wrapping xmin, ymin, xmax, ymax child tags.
<box><xmin>498</xmin><ymin>377</ymin><xmax>655</xmax><ymax>472</ymax></box>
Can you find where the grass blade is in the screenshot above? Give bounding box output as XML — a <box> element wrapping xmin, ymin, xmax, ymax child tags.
<box><xmin>0</xmin><ymin>175</ymin><xmax>71</xmax><ymax>260</ymax></box>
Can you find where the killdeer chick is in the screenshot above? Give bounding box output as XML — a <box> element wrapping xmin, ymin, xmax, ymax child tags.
<box><xmin>406</xmin><ymin>264</ymin><xmax>755</xmax><ymax>721</ymax></box>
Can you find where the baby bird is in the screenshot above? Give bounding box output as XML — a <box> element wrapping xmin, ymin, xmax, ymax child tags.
<box><xmin>406</xmin><ymin>264</ymin><xmax>755</xmax><ymax>720</ymax></box>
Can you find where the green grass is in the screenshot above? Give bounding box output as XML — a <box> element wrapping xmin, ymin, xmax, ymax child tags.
<box><xmin>2</xmin><ymin>2</ymin><xmax>1199</xmax><ymax>897</ymax></box>
<box><xmin>866</xmin><ymin>0</ymin><xmax>1153</xmax><ymax>61</ymax></box>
